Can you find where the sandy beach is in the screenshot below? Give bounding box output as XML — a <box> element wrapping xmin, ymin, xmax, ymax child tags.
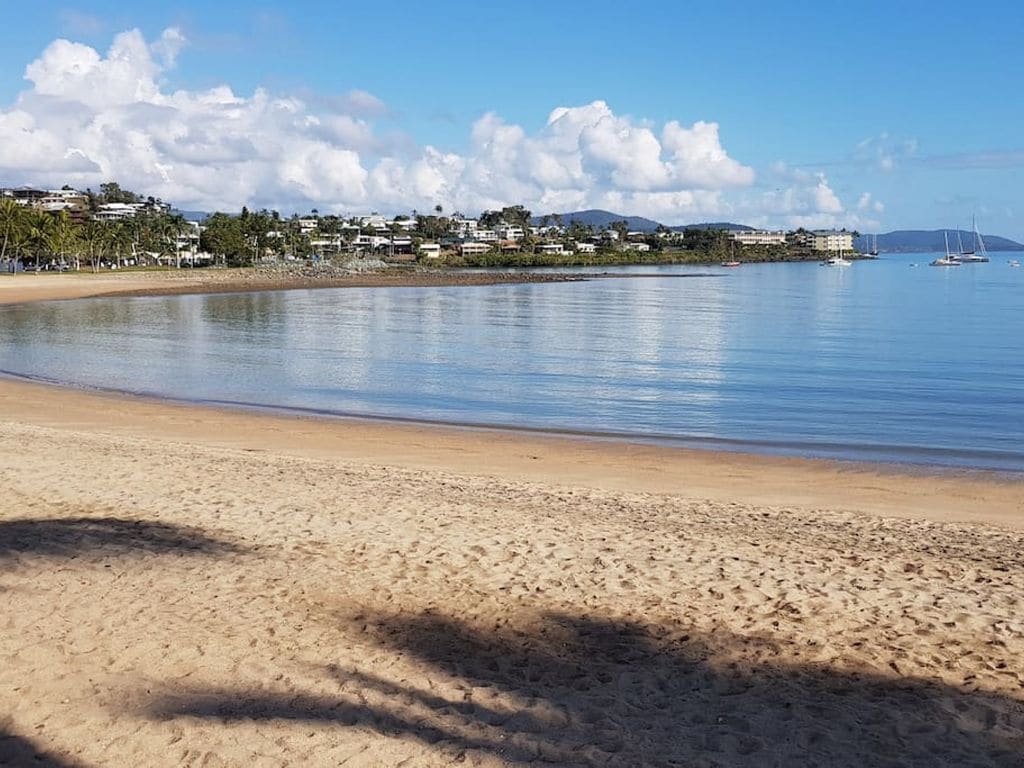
<box><xmin>2</xmin><ymin>271</ymin><xmax>1023</xmax><ymax>766</ymax></box>
<box><xmin>0</xmin><ymin>268</ymin><xmax>585</xmax><ymax>306</ymax></box>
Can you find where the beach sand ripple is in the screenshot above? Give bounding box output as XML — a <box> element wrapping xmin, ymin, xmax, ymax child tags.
<box><xmin>2</xmin><ymin>419</ymin><xmax>1023</xmax><ymax>766</ymax></box>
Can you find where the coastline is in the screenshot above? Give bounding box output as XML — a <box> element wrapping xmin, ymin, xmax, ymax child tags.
<box><xmin>1</xmin><ymin>266</ymin><xmax>1021</xmax><ymax>528</ymax></box>
<box><xmin>2</xmin><ymin>266</ymin><xmax>1023</xmax><ymax>765</ymax></box>
<box><xmin>0</xmin><ymin>266</ymin><xmax>587</xmax><ymax>306</ymax></box>
<box><xmin>1</xmin><ymin>374</ymin><xmax>1021</xmax><ymax>530</ymax></box>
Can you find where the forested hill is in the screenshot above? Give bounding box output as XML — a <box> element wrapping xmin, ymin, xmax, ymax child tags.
<box><xmin>532</xmin><ymin>210</ymin><xmax>752</xmax><ymax>233</ymax></box>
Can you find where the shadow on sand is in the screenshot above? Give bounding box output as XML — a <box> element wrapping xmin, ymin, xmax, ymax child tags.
<box><xmin>1</xmin><ymin>516</ymin><xmax>243</xmax><ymax>767</ymax></box>
<box><xmin>0</xmin><ymin>516</ymin><xmax>243</xmax><ymax>563</ymax></box>
<box><xmin>0</xmin><ymin>726</ymin><xmax>84</xmax><ymax>767</ymax></box>
<box><xmin>145</xmin><ymin>609</ymin><xmax>1024</xmax><ymax>767</ymax></box>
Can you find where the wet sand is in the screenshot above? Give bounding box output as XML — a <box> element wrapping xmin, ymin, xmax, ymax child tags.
<box><xmin>0</xmin><ymin>268</ymin><xmax>582</xmax><ymax>306</ymax></box>
<box><xmin>1</xmin><ymin>271</ymin><xmax>1022</xmax><ymax>766</ymax></box>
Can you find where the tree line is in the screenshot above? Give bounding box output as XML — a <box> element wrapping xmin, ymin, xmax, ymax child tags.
<box><xmin>0</xmin><ymin>198</ymin><xmax>191</xmax><ymax>273</ymax></box>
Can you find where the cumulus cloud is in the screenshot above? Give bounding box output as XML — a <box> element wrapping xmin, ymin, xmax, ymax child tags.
<box><xmin>0</xmin><ymin>27</ymin><xmax>871</xmax><ymax>227</ymax></box>
<box><xmin>737</xmin><ymin>172</ymin><xmax>880</xmax><ymax>231</ymax></box>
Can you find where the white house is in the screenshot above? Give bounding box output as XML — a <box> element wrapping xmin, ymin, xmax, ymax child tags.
<box><xmin>353</xmin><ymin>234</ymin><xmax>391</xmax><ymax>250</ymax></box>
<box><xmin>475</xmin><ymin>229</ymin><xmax>499</xmax><ymax>243</ymax></box>
<box><xmin>93</xmin><ymin>203</ymin><xmax>138</xmax><ymax>221</ymax></box>
<box><xmin>358</xmin><ymin>214</ymin><xmax>389</xmax><ymax>231</ymax></box>
<box><xmin>458</xmin><ymin>242</ymin><xmax>491</xmax><ymax>256</ymax></box>
<box><xmin>574</xmin><ymin>242</ymin><xmax>597</xmax><ymax>254</ymax></box>
<box><xmin>310</xmin><ymin>233</ymin><xmax>345</xmax><ymax>253</ymax></box>
<box><xmin>494</xmin><ymin>223</ymin><xmax>525</xmax><ymax>241</ymax></box>
<box><xmin>727</xmin><ymin>230</ymin><xmax>787</xmax><ymax>246</ymax></box>
<box><xmin>624</xmin><ymin>242</ymin><xmax>651</xmax><ymax>252</ymax></box>
<box><xmin>419</xmin><ymin>243</ymin><xmax>442</xmax><ymax>259</ymax></box>
<box><xmin>449</xmin><ymin>217</ymin><xmax>478</xmax><ymax>238</ymax></box>
<box><xmin>537</xmin><ymin>243</ymin><xmax>565</xmax><ymax>255</ymax></box>
<box><xmin>811</xmin><ymin>230</ymin><xmax>854</xmax><ymax>252</ymax></box>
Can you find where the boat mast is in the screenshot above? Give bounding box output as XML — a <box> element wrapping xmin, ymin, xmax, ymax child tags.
<box><xmin>975</xmin><ymin>217</ymin><xmax>989</xmax><ymax>260</ymax></box>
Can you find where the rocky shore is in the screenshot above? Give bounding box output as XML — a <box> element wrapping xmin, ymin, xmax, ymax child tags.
<box><xmin>100</xmin><ymin>262</ymin><xmax>591</xmax><ymax>296</ymax></box>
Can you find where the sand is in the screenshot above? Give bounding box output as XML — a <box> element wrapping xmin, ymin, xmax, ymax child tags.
<box><xmin>0</xmin><ymin>268</ymin><xmax>582</xmax><ymax>307</ymax></box>
<box><xmin>1</xmin><ymin>272</ymin><xmax>1023</xmax><ymax>766</ymax></box>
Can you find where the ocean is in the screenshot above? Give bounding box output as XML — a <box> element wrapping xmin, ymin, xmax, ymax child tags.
<box><xmin>2</xmin><ymin>255</ymin><xmax>1023</xmax><ymax>471</ymax></box>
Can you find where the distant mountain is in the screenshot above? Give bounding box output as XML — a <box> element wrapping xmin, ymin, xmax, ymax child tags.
<box><xmin>855</xmin><ymin>230</ymin><xmax>1024</xmax><ymax>253</ymax></box>
<box><xmin>532</xmin><ymin>209</ymin><xmax>663</xmax><ymax>232</ymax></box>
<box><xmin>532</xmin><ymin>210</ymin><xmax>756</xmax><ymax>234</ymax></box>
<box><xmin>669</xmin><ymin>222</ymin><xmax>754</xmax><ymax>232</ymax></box>
<box><xmin>172</xmin><ymin>209</ymin><xmax>211</xmax><ymax>222</ymax></box>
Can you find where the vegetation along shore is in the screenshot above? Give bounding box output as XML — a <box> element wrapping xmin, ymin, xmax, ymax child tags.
<box><xmin>1</xmin><ymin>182</ymin><xmax>926</xmax><ymax>274</ymax></box>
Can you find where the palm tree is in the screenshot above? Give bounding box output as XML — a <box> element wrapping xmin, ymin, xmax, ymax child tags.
<box><xmin>160</xmin><ymin>213</ymin><xmax>188</xmax><ymax>268</ymax></box>
<box><xmin>25</xmin><ymin>210</ymin><xmax>56</xmax><ymax>270</ymax></box>
<box><xmin>49</xmin><ymin>210</ymin><xmax>79</xmax><ymax>269</ymax></box>
<box><xmin>0</xmin><ymin>198</ymin><xmax>25</xmax><ymax>272</ymax></box>
<box><xmin>105</xmin><ymin>221</ymin><xmax>131</xmax><ymax>269</ymax></box>
<box><xmin>81</xmin><ymin>220</ymin><xmax>106</xmax><ymax>272</ymax></box>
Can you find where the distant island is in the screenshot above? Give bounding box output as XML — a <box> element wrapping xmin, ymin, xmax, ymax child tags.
<box><xmin>853</xmin><ymin>230</ymin><xmax>1024</xmax><ymax>253</ymax></box>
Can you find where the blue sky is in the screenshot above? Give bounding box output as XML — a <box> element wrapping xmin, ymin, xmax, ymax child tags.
<box><xmin>1</xmin><ymin>1</ymin><xmax>1022</xmax><ymax>238</ymax></box>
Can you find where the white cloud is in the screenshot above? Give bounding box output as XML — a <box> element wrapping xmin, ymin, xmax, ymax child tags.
<box><xmin>854</xmin><ymin>132</ymin><xmax>917</xmax><ymax>172</ymax></box>
<box><xmin>857</xmin><ymin>192</ymin><xmax>884</xmax><ymax>213</ymax></box>
<box><xmin>737</xmin><ymin>173</ymin><xmax>879</xmax><ymax>231</ymax></box>
<box><xmin>0</xmin><ymin>27</ymin><xmax>873</xmax><ymax>228</ymax></box>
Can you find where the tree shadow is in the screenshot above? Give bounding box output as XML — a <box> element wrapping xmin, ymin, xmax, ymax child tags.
<box><xmin>0</xmin><ymin>726</ymin><xmax>83</xmax><ymax>767</ymax></box>
<box><xmin>0</xmin><ymin>516</ymin><xmax>243</xmax><ymax>563</ymax></box>
<box><xmin>144</xmin><ymin>609</ymin><xmax>1024</xmax><ymax>766</ymax></box>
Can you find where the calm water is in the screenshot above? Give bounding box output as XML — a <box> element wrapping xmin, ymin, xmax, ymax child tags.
<box><xmin>2</xmin><ymin>255</ymin><xmax>1023</xmax><ymax>470</ymax></box>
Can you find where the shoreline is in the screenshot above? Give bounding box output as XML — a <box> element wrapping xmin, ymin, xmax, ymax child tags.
<box><xmin>0</xmin><ymin>266</ymin><xmax>589</xmax><ymax>306</ymax></box>
<box><xmin>1</xmin><ymin>266</ymin><xmax>1022</xmax><ymax>527</ymax></box>
<box><xmin>3</xmin><ymin>366</ymin><xmax>1022</xmax><ymax>479</ymax></box>
<box><xmin>1</xmin><ymin>374</ymin><xmax>1020</xmax><ymax>530</ymax></box>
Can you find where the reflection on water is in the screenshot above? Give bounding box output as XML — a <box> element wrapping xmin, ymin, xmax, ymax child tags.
<box><xmin>1</xmin><ymin>256</ymin><xmax>1023</xmax><ymax>470</ymax></box>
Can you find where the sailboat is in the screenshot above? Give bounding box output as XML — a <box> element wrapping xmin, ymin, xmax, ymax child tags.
<box><xmin>930</xmin><ymin>231</ymin><xmax>962</xmax><ymax>267</ymax></box>
<box><xmin>861</xmin><ymin>233</ymin><xmax>880</xmax><ymax>259</ymax></box>
<box><xmin>822</xmin><ymin>250</ymin><xmax>851</xmax><ymax>266</ymax></box>
<box><xmin>956</xmin><ymin>227</ymin><xmax>973</xmax><ymax>259</ymax></box>
<box><xmin>821</xmin><ymin>235</ymin><xmax>851</xmax><ymax>266</ymax></box>
<box><xmin>959</xmin><ymin>217</ymin><xmax>990</xmax><ymax>262</ymax></box>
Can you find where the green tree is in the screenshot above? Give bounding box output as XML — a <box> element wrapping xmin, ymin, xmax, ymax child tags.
<box><xmin>25</xmin><ymin>210</ymin><xmax>56</xmax><ymax>269</ymax></box>
<box><xmin>49</xmin><ymin>210</ymin><xmax>79</xmax><ymax>269</ymax></box>
<box><xmin>500</xmin><ymin>205</ymin><xmax>531</xmax><ymax>229</ymax></box>
<box><xmin>201</xmin><ymin>213</ymin><xmax>248</xmax><ymax>265</ymax></box>
<box><xmin>80</xmin><ymin>219</ymin><xmax>107</xmax><ymax>272</ymax></box>
<box><xmin>0</xmin><ymin>198</ymin><xmax>25</xmax><ymax>272</ymax></box>
<box><xmin>611</xmin><ymin>220</ymin><xmax>629</xmax><ymax>246</ymax></box>
<box><xmin>98</xmin><ymin>182</ymin><xmax>141</xmax><ymax>204</ymax></box>
<box><xmin>478</xmin><ymin>210</ymin><xmax>501</xmax><ymax>228</ymax></box>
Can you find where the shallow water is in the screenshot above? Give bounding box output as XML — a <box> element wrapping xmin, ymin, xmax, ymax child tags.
<box><xmin>2</xmin><ymin>255</ymin><xmax>1023</xmax><ymax>470</ymax></box>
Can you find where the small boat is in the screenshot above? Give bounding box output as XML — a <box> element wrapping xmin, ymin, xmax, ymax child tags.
<box><xmin>822</xmin><ymin>255</ymin><xmax>852</xmax><ymax>267</ymax></box>
<box><xmin>1010</xmin><ymin>259</ymin><xmax>1021</xmax><ymax>268</ymax></box>
<box><xmin>930</xmin><ymin>231</ymin><xmax>962</xmax><ymax>266</ymax></box>
<box><xmin>720</xmin><ymin>260</ymin><xmax>741</xmax><ymax>267</ymax></box>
